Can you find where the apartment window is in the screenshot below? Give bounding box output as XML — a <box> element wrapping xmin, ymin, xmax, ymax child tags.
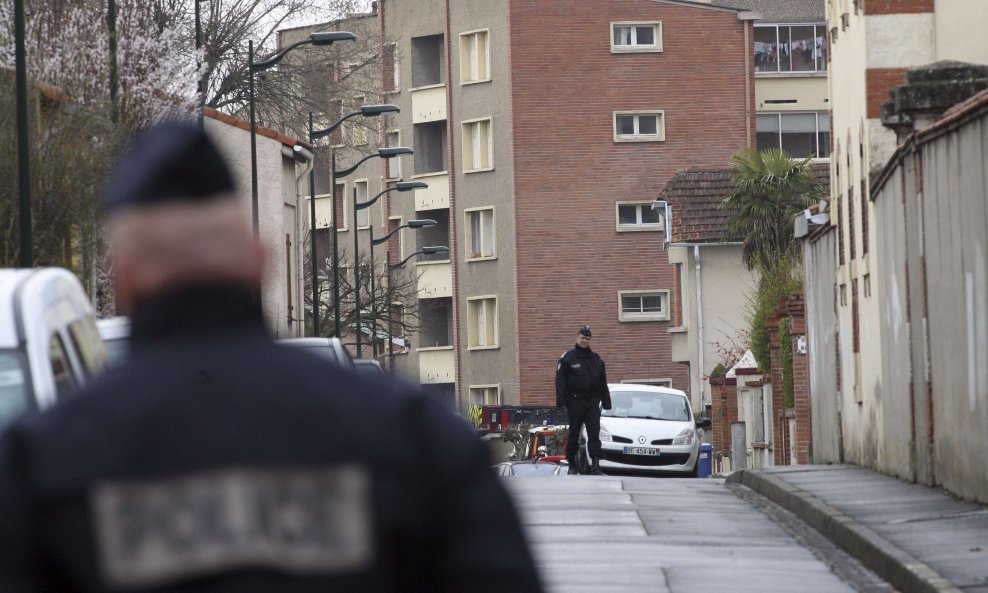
<box><xmin>754</xmin><ymin>24</ymin><xmax>827</xmax><ymax>73</ymax></box>
<box><xmin>616</xmin><ymin>202</ymin><xmax>662</xmax><ymax>231</ymax></box>
<box><xmin>756</xmin><ymin>112</ymin><xmax>830</xmax><ymax>159</ymax></box>
<box><xmin>619</xmin><ymin>290</ymin><xmax>669</xmax><ymax>321</ymax></box>
<box><xmin>465</xmin><ymin>208</ymin><xmax>495</xmax><ymax>260</ymax></box>
<box><xmin>613</xmin><ymin>111</ymin><xmax>665</xmax><ymax>142</ymax></box>
<box><xmin>459</xmin><ymin>29</ymin><xmax>489</xmax><ymax>83</ymax></box>
<box><xmin>413</xmin><ymin>121</ymin><xmax>448</xmax><ymax>175</ymax></box>
<box><xmin>462</xmin><ymin>118</ymin><xmax>493</xmax><ymax>171</ymax></box>
<box><xmin>611</xmin><ymin>21</ymin><xmax>662</xmax><ymax>52</ymax></box>
<box><xmin>355</xmin><ymin>180</ymin><xmax>370</xmax><ymax>228</ymax></box>
<box><xmin>467</xmin><ymin>296</ymin><xmax>498</xmax><ymax>349</ymax></box>
<box><xmin>386</xmin><ymin>131</ymin><xmax>402</xmax><ymax>179</ymax></box>
<box><xmin>411</xmin><ymin>34</ymin><xmax>445</xmax><ymax>87</ymax></box>
<box><xmin>469</xmin><ymin>385</ymin><xmax>501</xmax><ymax>406</ymax></box>
<box><xmin>387</xmin><ymin>216</ymin><xmax>405</xmax><ymax>261</ymax></box>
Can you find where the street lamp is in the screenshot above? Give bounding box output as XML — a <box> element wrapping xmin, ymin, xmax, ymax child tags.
<box><xmin>349</xmin><ymin>171</ymin><xmax>416</xmax><ymax>357</ymax></box>
<box><xmin>249</xmin><ymin>31</ymin><xmax>355</xmax><ymax>237</ymax></box>
<box><xmin>195</xmin><ymin>0</ymin><xmax>210</xmax><ymax>129</ymax></box>
<box><xmin>369</xmin><ymin>215</ymin><xmax>435</xmax><ymax>357</ymax></box>
<box><xmin>309</xmin><ymin>104</ymin><xmax>400</xmax><ymax>337</ymax></box>
<box><xmin>385</xmin><ymin>245</ymin><xmax>449</xmax><ymax>369</ymax></box>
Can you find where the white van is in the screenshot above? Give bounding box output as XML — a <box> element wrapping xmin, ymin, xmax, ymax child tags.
<box><xmin>0</xmin><ymin>268</ymin><xmax>110</xmax><ymax>432</ymax></box>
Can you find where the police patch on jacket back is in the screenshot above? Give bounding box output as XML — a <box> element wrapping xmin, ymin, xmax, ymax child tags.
<box><xmin>90</xmin><ymin>465</ymin><xmax>373</xmax><ymax>587</ymax></box>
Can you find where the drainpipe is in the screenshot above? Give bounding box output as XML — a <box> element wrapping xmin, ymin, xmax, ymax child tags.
<box><xmin>738</xmin><ymin>12</ymin><xmax>761</xmax><ymax>148</ymax></box>
<box><xmin>694</xmin><ymin>245</ymin><xmax>705</xmax><ymax>408</ymax></box>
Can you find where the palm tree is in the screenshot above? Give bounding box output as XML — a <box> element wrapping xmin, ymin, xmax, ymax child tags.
<box><xmin>722</xmin><ymin>147</ymin><xmax>824</xmax><ymax>271</ymax></box>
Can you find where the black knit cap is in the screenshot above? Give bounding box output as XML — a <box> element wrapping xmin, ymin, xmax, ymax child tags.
<box><xmin>104</xmin><ymin>120</ymin><xmax>236</xmax><ymax>213</ymax></box>
<box><xmin>578</xmin><ymin>325</ymin><xmax>592</xmax><ymax>337</ymax></box>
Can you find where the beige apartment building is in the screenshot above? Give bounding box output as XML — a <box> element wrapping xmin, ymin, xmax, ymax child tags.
<box><xmin>802</xmin><ymin>0</ymin><xmax>988</xmax><ymax>470</ymax></box>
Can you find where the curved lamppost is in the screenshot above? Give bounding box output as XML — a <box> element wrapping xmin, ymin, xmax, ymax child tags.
<box><xmin>385</xmin><ymin>245</ymin><xmax>449</xmax><ymax>368</ymax></box>
<box><xmin>349</xmin><ymin>176</ymin><xmax>418</xmax><ymax>357</ymax></box>
<box><xmin>336</xmin><ymin>147</ymin><xmax>412</xmax><ymax>355</ymax></box>
<box><xmin>308</xmin><ymin>104</ymin><xmax>399</xmax><ymax>336</ymax></box>
<box><xmin>367</xmin><ymin>211</ymin><xmax>434</xmax><ymax>357</ymax></box>
<box><xmin>249</xmin><ymin>31</ymin><xmax>356</xmax><ymax>237</ymax></box>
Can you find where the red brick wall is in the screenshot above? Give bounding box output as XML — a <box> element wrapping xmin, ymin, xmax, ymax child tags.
<box><xmin>767</xmin><ymin>293</ymin><xmax>811</xmax><ymax>465</ymax></box>
<box><xmin>509</xmin><ymin>0</ymin><xmax>752</xmax><ymax>404</ymax></box>
<box><xmin>866</xmin><ymin>68</ymin><xmax>909</xmax><ymax>119</ymax></box>
<box><xmin>709</xmin><ymin>376</ymin><xmax>738</xmax><ymax>454</ymax></box>
<box><xmin>864</xmin><ymin>0</ymin><xmax>934</xmax><ymax>15</ymax></box>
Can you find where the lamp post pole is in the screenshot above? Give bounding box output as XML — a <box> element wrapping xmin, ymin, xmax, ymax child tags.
<box><xmin>308</xmin><ymin>112</ymin><xmax>320</xmax><ymax>336</ymax></box>
<box><xmin>309</xmin><ymin>103</ymin><xmax>401</xmax><ymax>337</ymax></box>
<box><xmin>332</xmin><ymin>146</ymin><xmax>413</xmax><ymax>354</ymax></box>
<box><xmin>353</xmin><ymin>186</ymin><xmax>362</xmax><ymax>357</ymax></box>
<box><xmin>196</xmin><ymin>0</ymin><xmax>208</xmax><ymax>129</ymax></box>
<box><xmin>368</xmin><ymin>213</ymin><xmax>435</xmax><ymax>359</ymax></box>
<box><xmin>331</xmin><ymin>150</ymin><xmax>341</xmax><ymax>337</ymax></box>
<box><xmin>352</xmin><ymin>182</ymin><xmax>428</xmax><ymax>357</ymax></box>
<box><xmin>249</xmin><ymin>32</ymin><xmax>356</xmax><ymax>238</ymax></box>
<box><xmin>248</xmin><ymin>39</ymin><xmax>259</xmax><ymax>236</ymax></box>
<box><xmin>383</xmin><ymin>246</ymin><xmax>451</xmax><ymax>370</ymax></box>
<box><xmin>14</xmin><ymin>0</ymin><xmax>31</xmax><ymax>267</ymax></box>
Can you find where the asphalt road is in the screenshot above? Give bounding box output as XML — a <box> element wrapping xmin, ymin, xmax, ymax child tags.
<box><xmin>501</xmin><ymin>474</ymin><xmax>896</xmax><ymax>593</ymax></box>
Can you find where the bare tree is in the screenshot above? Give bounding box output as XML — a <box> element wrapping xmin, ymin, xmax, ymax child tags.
<box><xmin>300</xmin><ymin>232</ymin><xmax>424</xmax><ymax>356</ymax></box>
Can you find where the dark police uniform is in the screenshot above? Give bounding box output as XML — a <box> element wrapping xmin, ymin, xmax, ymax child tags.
<box><xmin>0</xmin><ymin>123</ymin><xmax>543</xmax><ymax>593</ymax></box>
<box><xmin>555</xmin><ymin>330</ymin><xmax>611</xmax><ymax>473</ymax></box>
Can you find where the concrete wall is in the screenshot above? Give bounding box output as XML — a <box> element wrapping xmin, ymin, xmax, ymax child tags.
<box><xmin>755</xmin><ymin>76</ymin><xmax>829</xmax><ymax>112</ymax></box>
<box><xmin>802</xmin><ymin>226</ymin><xmax>841</xmax><ymax>463</ymax></box>
<box><xmin>205</xmin><ymin>117</ymin><xmax>304</xmax><ymax>339</ymax></box>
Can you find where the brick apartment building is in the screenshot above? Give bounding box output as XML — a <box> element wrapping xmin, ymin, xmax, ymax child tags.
<box><xmin>292</xmin><ymin>0</ymin><xmax>758</xmax><ymax>409</ymax></box>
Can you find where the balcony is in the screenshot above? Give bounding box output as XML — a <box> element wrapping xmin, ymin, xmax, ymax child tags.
<box><xmin>412</xmin><ymin>172</ymin><xmax>449</xmax><ymax>210</ymax></box>
<box><xmin>419</xmin><ymin>346</ymin><xmax>455</xmax><ymax>384</ymax></box>
<box><xmin>411</xmin><ymin>84</ymin><xmax>446</xmax><ymax>123</ymax></box>
<box><xmin>417</xmin><ymin>260</ymin><xmax>452</xmax><ymax>299</ymax></box>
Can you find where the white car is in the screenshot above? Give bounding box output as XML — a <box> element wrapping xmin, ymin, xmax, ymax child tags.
<box><xmin>0</xmin><ymin>268</ymin><xmax>109</xmax><ymax>432</ymax></box>
<box><xmin>579</xmin><ymin>383</ymin><xmax>710</xmax><ymax>476</ymax></box>
<box><xmin>277</xmin><ymin>337</ymin><xmax>356</xmax><ymax>371</ymax></box>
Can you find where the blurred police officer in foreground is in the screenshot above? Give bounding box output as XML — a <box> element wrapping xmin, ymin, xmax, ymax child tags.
<box><xmin>0</xmin><ymin>122</ymin><xmax>544</xmax><ymax>593</ymax></box>
<box><xmin>555</xmin><ymin>325</ymin><xmax>611</xmax><ymax>475</ymax></box>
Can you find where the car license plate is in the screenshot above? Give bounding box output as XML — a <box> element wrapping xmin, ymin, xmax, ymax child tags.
<box><xmin>623</xmin><ymin>447</ymin><xmax>659</xmax><ymax>456</ymax></box>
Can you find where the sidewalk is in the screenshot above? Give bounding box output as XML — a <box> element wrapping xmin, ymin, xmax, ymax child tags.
<box><xmin>726</xmin><ymin>465</ymin><xmax>988</xmax><ymax>593</ymax></box>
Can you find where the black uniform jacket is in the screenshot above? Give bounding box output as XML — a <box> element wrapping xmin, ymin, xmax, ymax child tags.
<box><xmin>0</xmin><ymin>284</ymin><xmax>543</xmax><ymax>593</ymax></box>
<box><xmin>555</xmin><ymin>344</ymin><xmax>611</xmax><ymax>409</ymax></box>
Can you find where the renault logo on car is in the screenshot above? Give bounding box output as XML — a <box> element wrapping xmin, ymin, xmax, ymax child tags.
<box><xmin>638</xmin><ymin>436</ymin><xmax>646</xmax><ymax>444</ymax></box>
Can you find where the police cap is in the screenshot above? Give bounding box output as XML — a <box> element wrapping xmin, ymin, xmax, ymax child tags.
<box><xmin>104</xmin><ymin>121</ymin><xmax>236</xmax><ymax>213</ymax></box>
<box><xmin>578</xmin><ymin>325</ymin><xmax>592</xmax><ymax>337</ymax></box>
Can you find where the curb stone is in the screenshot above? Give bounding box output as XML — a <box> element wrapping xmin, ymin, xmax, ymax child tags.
<box><xmin>726</xmin><ymin>469</ymin><xmax>964</xmax><ymax>593</ymax></box>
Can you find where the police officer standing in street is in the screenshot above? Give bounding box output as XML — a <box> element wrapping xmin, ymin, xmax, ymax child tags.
<box><xmin>0</xmin><ymin>122</ymin><xmax>544</xmax><ymax>593</ymax></box>
<box><xmin>556</xmin><ymin>325</ymin><xmax>611</xmax><ymax>475</ymax></box>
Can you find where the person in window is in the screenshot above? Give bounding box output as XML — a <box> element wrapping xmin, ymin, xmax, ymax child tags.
<box><xmin>0</xmin><ymin>121</ymin><xmax>544</xmax><ymax>593</ymax></box>
<box><xmin>555</xmin><ymin>325</ymin><xmax>612</xmax><ymax>475</ymax></box>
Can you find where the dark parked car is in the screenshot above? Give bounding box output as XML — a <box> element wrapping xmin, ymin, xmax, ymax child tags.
<box><xmin>354</xmin><ymin>358</ymin><xmax>387</xmax><ymax>377</ymax></box>
<box><xmin>277</xmin><ymin>337</ymin><xmax>356</xmax><ymax>371</ymax></box>
<box><xmin>493</xmin><ymin>460</ymin><xmax>568</xmax><ymax>477</ymax></box>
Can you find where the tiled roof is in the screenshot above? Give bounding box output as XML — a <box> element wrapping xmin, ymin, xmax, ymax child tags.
<box><xmin>658</xmin><ymin>164</ymin><xmax>831</xmax><ymax>244</ymax></box>
<box><xmin>204</xmin><ymin>107</ymin><xmax>312</xmax><ymax>150</ymax></box>
<box><xmin>658</xmin><ymin>169</ymin><xmax>737</xmax><ymax>244</ymax></box>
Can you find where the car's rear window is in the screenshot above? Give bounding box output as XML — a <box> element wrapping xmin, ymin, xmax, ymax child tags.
<box><xmin>0</xmin><ymin>350</ymin><xmax>34</xmax><ymax>433</ymax></box>
<box><xmin>296</xmin><ymin>345</ymin><xmax>339</xmax><ymax>365</ymax></box>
